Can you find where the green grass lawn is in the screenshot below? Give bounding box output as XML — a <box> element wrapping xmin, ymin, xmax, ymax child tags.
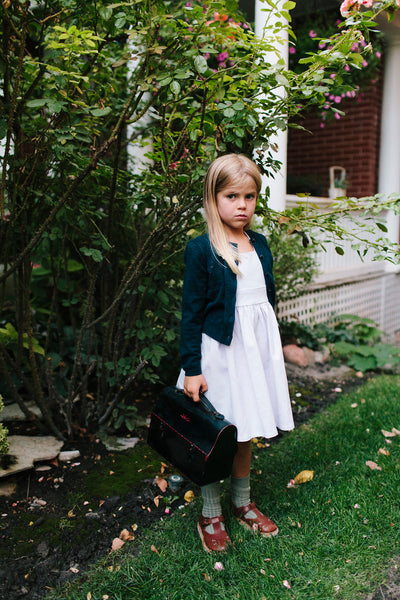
<box><xmin>50</xmin><ymin>375</ymin><xmax>400</xmax><ymax>600</ymax></box>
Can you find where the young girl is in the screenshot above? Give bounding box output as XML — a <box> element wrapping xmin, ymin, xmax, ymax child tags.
<box><xmin>177</xmin><ymin>153</ymin><xmax>294</xmax><ymax>553</ymax></box>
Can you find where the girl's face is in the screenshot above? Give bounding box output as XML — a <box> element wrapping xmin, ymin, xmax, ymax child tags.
<box><xmin>216</xmin><ymin>175</ymin><xmax>258</xmax><ymax>237</ymax></box>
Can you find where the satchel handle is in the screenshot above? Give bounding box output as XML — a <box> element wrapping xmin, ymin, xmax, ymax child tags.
<box><xmin>197</xmin><ymin>392</ymin><xmax>224</xmax><ymax>421</ymax></box>
<box><xmin>178</xmin><ymin>387</ymin><xmax>225</xmax><ymax>420</ymax></box>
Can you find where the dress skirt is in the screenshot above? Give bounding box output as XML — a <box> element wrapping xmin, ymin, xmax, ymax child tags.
<box><xmin>177</xmin><ymin>251</ymin><xmax>294</xmax><ymax>442</ymax></box>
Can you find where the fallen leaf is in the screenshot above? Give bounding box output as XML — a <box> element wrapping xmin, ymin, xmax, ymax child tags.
<box><xmin>294</xmin><ymin>470</ymin><xmax>314</xmax><ymax>484</ymax></box>
<box><xmin>378</xmin><ymin>448</ymin><xmax>390</xmax><ymax>456</ymax></box>
<box><xmin>132</xmin><ymin>524</ymin><xmax>138</xmax><ymax>531</ymax></box>
<box><xmin>184</xmin><ymin>490</ymin><xmax>195</xmax><ymax>503</ymax></box>
<box><xmin>119</xmin><ymin>528</ymin><xmax>134</xmax><ymax>541</ymax></box>
<box><xmin>366</xmin><ymin>460</ymin><xmax>382</xmax><ymax>471</ymax></box>
<box><xmin>70</xmin><ymin>566</ymin><xmax>79</xmax><ymax>573</ymax></box>
<box><xmin>151</xmin><ymin>544</ymin><xmax>159</xmax><ymax>554</ymax></box>
<box><xmin>68</xmin><ymin>509</ymin><xmax>76</xmax><ymax>518</ymax></box>
<box><xmin>260</xmin><ymin>569</ymin><xmax>266</xmax><ymax>575</ymax></box>
<box><xmin>156</xmin><ymin>477</ymin><xmax>168</xmax><ymax>493</ymax></box>
<box><xmin>381</xmin><ymin>429</ymin><xmax>396</xmax><ymax>437</ymax></box>
<box><xmin>214</xmin><ymin>562</ymin><xmax>224</xmax><ymax>571</ymax></box>
<box><xmin>392</xmin><ymin>428</ymin><xmax>400</xmax><ymax>435</ymax></box>
<box><xmin>161</xmin><ymin>462</ymin><xmax>168</xmax><ymax>473</ymax></box>
<box><xmin>203</xmin><ymin>573</ymin><xmax>211</xmax><ymax>581</ymax></box>
<box><xmin>86</xmin><ymin>593</ymin><xmax>92</xmax><ymax>600</ymax></box>
<box><xmin>153</xmin><ymin>495</ymin><xmax>162</xmax><ymax>507</ymax></box>
<box><xmin>111</xmin><ymin>538</ymin><xmax>125</xmax><ymax>552</ymax></box>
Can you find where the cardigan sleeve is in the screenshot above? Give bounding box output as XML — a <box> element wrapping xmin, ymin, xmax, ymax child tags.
<box><xmin>180</xmin><ymin>238</ymin><xmax>208</xmax><ymax>376</ymax></box>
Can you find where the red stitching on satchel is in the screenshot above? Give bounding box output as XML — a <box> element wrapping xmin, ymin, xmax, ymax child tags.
<box><xmin>150</xmin><ymin>413</ymin><xmax>233</xmax><ymax>459</ymax></box>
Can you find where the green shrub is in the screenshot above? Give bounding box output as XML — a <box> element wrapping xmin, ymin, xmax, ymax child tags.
<box><xmin>0</xmin><ymin>395</ymin><xmax>9</xmax><ymax>457</ymax></box>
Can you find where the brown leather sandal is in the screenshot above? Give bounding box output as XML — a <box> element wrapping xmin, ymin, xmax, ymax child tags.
<box><xmin>197</xmin><ymin>514</ymin><xmax>232</xmax><ymax>553</ymax></box>
<box><xmin>232</xmin><ymin>502</ymin><xmax>279</xmax><ymax>537</ymax></box>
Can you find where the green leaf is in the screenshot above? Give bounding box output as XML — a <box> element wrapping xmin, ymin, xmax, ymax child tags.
<box><xmin>194</xmin><ymin>55</ymin><xmax>208</xmax><ymax>74</ymax></box>
<box><xmin>26</xmin><ymin>99</ymin><xmax>47</xmax><ymax>108</ymax></box>
<box><xmin>223</xmin><ymin>108</ymin><xmax>235</xmax><ymax>118</ymax></box>
<box><xmin>80</xmin><ymin>247</ymin><xmax>103</xmax><ymax>262</ymax></box>
<box><xmin>170</xmin><ymin>80</ymin><xmax>181</xmax><ymax>96</ymax></box>
<box><xmin>90</xmin><ymin>107</ymin><xmax>112</xmax><ymax>117</ymax></box>
<box><xmin>335</xmin><ymin>246</ymin><xmax>344</xmax><ymax>255</ymax></box>
<box><xmin>347</xmin><ymin>354</ymin><xmax>376</xmax><ymax>372</ymax></box>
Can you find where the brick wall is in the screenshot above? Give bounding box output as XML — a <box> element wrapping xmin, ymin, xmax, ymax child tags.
<box><xmin>287</xmin><ymin>77</ymin><xmax>383</xmax><ymax>199</ymax></box>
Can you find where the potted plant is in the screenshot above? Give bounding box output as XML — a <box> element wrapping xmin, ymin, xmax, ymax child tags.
<box><xmin>329</xmin><ymin>165</ymin><xmax>347</xmax><ymax>198</ymax></box>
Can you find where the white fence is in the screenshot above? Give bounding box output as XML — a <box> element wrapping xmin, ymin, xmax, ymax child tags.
<box><xmin>277</xmin><ymin>196</ymin><xmax>400</xmax><ymax>338</ymax></box>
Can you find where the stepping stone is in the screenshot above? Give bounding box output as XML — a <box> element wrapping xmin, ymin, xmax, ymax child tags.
<box><xmin>0</xmin><ymin>481</ymin><xmax>17</xmax><ymax>496</ymax></box>
<box><xmin>0</xmin><ymin>435</ymin><xmax>63</xmax><ymax>478</ymax></box>
<box><xmin>98</xmin><ymin>433</ymin><xmax>140</xmax><ymax>452</ymax></box>
<box><xmin>59</xmin><ymin>450</ymin><xmax>80</xmax><ymax>462</ymax></box>
<box><xmin>0</xmin><ymin>401</ymin><xmax>42</xmax><ymax>422</ymax></box>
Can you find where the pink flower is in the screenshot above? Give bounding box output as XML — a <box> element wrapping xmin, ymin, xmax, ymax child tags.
<box><xmin>309</xmin><ymin>30</ymin><xmax>317</xmax><ymax>38</ymax></box>
<box><xmin>340</xmin><ymin>0</ymin><xmax>359</xmax><ymax>17</ymax></box>
<box><xmin>214</xmin><ymin>562</ymin><xmax>224</xmax><ymax>571</ymax></box>
<box><xmin>335</xmin><ymin>113</ymin><xmax>341</xmax><ymax>120</ymax></box>
<box><xmin>217</xmin><ymin>51</ymin><xmax>229</xmax><ymax>63</ymax></box>
<box><xmin>362</xmin><ymin>59</ymin><xmax>368</xmax><ymax>67</ymax></box>
<box><xmin>375</xmin><ymin>51</ymin><xmax>381</xmax><ymax>58</ymax></box>
<box><xmin>283</xmin><ymin>580</ymin><xmax>291</xmax><ymax>589</ymax></box>
<box><xmin>318</xmin><ymin>42</ymin><xmax>326</xmax><ymax>49</ymax></box>
<box><xmin>345</xmin><ymin>64</ymin><xmax>350</xmax><ymax>71</ymax></box>
<box><xmin>289</xmin><ymin>46</ymin><xmax>296</xmax><ymax>54</ymax></box>
<box><xmin>334</xmin><ymin>96</ymin><xmax>342</xmax><ymax>103</ymax></box>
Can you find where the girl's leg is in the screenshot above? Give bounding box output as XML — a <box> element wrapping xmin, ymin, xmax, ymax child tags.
<box><xmin>231</xmin><ymin>440</ymin><xmax>279</xmax><ymax>537</ymax></box>
<box><xmin>198</xmin><ymin>482</ymin><xmax>232</xmax><ymax>553</ymax></box>
<box><xmin>201</xmin><ymin>482</ymin><xmax>222</xmax><ymax>518</ymax></box>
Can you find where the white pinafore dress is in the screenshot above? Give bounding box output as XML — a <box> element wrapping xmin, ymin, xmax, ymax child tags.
<box><xmin>177</xmin><ymin>250</ymin><xmax>294</xmax><ymax>442</ymax></box>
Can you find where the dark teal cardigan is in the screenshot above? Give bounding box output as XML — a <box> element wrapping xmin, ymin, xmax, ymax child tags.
<box><xmin>180</xmin><ymin>230</ymin><xmax>276</xmax><ymax>377</ymax></box>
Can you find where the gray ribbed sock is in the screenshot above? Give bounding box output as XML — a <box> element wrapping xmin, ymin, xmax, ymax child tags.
<box><xmin>201</xmin><ymin>482</ymin><xmax>222</xmax><ymax>518</ymax></box>
<box><xmin>231</xmin><ymin>475</ymin><xmax>251</xmax><ymax>508</ymax></box>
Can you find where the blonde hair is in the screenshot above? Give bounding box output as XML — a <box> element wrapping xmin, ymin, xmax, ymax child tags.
<box><xmin>204</xmin><ymin>153</ymin><xmax>261</xmax><ymax>274</ymax></box>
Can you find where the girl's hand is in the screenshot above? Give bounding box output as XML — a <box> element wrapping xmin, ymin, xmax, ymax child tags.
<box><xmin>183</xmin><ymin>374</ymin><xmax>208</xmax><ymax>403</ymax></box>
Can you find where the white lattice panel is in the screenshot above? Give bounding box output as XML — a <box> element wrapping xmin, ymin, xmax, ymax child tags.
<box><xmin>277</xmin><ymin>272</ymin><xmax>400</xmax><ymax>338</ymax></box>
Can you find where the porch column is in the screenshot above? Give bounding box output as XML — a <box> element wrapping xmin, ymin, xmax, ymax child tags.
<box><xmin>254</xmin><ymin>0</ymin><xmax>289</xmax><ymax>212</ymax></box>
<box><xmin>378</xmin><ymin>28</ymin><xmax>400</xmax><ymax>270</ymax></box>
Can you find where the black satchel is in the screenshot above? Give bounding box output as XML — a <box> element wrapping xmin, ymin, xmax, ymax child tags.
<box><xmin>147</xmin><ymin>386</ymin><xmax>238</xmax><ymax>486</ymax></box>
